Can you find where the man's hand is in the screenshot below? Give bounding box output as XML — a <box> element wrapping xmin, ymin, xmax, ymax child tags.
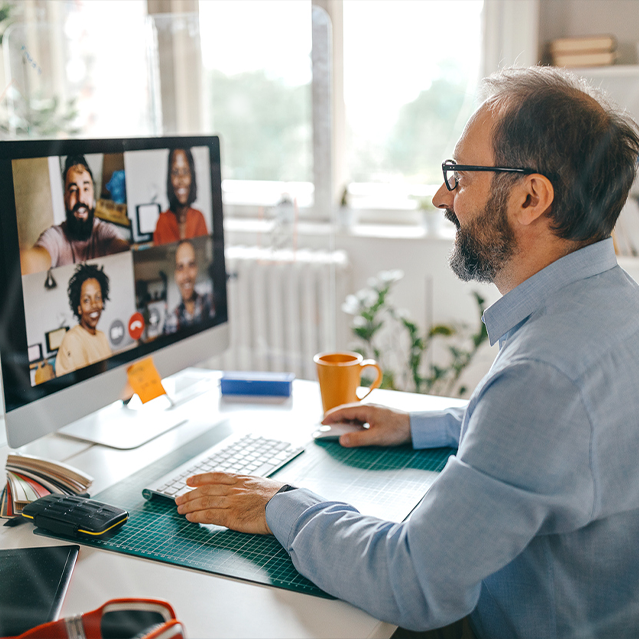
<box><xmin>175</xmin><ymin>472</ymin><xmax>284</xmax><ymax>534</ymax></box>
<box><xmin>323</xmin><ymin>403</ymin><xmax>412</xmax><ymax>448</ymax></box>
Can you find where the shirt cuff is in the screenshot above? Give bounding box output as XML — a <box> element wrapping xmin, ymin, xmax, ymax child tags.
<box><xmin>266</xmin><ymin>487</ymin><xmax>328</xmax><ymax>549</ymax></box>
<box><xmin>410</xmin><ymin>406</ymin><xmax>466</xmax><ymax>449</ymax></box>
<box><xmin>273</xmin><ymin>483</ymin><xmax>297</xmax><ymax>495</ymax></box>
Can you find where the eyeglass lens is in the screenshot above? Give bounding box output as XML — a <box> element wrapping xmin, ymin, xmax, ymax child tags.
<box><xmin>443</xmin><ymin>163</ymin><xmax>456</xmax><ymax>190</ymax></box>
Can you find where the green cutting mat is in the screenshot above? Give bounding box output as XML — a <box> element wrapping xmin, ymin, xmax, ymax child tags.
<box><xmin>35</xmin><ymin>422</ymin><xmax>455</xmax><ymax>598</ymax></box>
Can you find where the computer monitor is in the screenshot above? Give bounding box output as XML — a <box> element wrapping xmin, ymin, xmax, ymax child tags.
<box><xmin>0</xmin><ymin>136</ymin><xmax>229</xmax><ymax>450</ymax></box>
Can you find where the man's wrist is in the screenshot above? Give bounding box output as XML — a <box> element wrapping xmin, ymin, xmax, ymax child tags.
<box><xmin>266</xmin><ymin>483</ymin><xmax>297</xmax><ymax>513</ymax></box>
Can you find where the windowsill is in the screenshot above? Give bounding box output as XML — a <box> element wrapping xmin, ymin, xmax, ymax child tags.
<box><xmin>223</xmin><ymin>217</ymin><xmax>456</xmax><ymax>241</ymax></box>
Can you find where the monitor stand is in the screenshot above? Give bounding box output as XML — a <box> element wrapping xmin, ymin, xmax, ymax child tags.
<box><xmin>58</xmin><ymin>368</ymin><xmax>215</xmax><ymax>450</ymax></box>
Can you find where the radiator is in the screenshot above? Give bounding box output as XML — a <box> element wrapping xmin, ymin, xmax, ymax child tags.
<box><xmin>208</xmin><ymin>246</ymin><xmax>351</xmax><ymax>380</ymax></box>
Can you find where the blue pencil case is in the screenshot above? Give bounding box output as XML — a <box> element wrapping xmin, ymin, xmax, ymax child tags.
<box><xmin>220</xmin><ymin>372</ymin><xmax>295</xmax><ymax>397</ymax></box>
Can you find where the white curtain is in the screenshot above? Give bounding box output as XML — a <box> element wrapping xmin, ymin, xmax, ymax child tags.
<box><xmin>481</xmin><ymin>0</ymin><xmax>540</xmax><ymax>78</ymax></box>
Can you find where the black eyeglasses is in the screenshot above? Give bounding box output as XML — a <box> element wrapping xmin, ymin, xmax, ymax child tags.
<box><xmin>442</xmin><ymin>159</ymin><xmax>538</xmax><ymax>191</ymax></box>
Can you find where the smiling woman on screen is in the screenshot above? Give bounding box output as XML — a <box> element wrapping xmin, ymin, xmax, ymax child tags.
<box><xmin>55</xmin><ymin>263</ymin><xmax>112</xmax><ymax>377</ymax></box>
<box><xmin>153</xmin><ymin>148</ymin><xmax>209</xmax><ymax>246</ymax></box>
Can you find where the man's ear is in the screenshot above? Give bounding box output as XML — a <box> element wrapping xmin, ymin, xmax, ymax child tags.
<box><xmin>513</xmin><ymin>174</ymin><xmax>554</xmax><ymax>226</ymax></box>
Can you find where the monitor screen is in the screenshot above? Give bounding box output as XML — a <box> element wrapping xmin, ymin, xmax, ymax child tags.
<box><xmin>0</xmin><ymin>136</ymin><xmax>229</xmax><ymax>449</ymax></box>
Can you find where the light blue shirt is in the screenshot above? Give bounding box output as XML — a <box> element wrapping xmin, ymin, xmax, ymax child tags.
<box><xmin>267</xmin><ymin>238</ymin><xmax>639</xmax><ymax>639</ymax></box>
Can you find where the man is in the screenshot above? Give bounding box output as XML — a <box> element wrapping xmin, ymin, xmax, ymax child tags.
<box><xmin>175</xmin><ymin>67</ymin><xmax>639</xmax><ymax>638</ymax></box>
<box><xmin>21</xmin><ymin>155</ymin><xmax>129</xmax><ymax>274</ymax></box>
<box><xmin>55</xmin><ymin>263</ymin><xmax>112</xmax><ymax>377</ymax></box>
<box><xmin>163</xmin><ymin>239</ymin><xmax>214</xmax><ymax>334</ymax></box>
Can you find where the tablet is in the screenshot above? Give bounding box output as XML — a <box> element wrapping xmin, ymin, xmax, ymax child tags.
<box><xmin>0</xmin><ymin>544</ymin><xmax>79</xmax><ymax>635</ymax></box>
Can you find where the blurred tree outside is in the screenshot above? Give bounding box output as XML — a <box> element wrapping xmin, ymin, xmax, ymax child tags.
<box><xmin>386</xmin><ymin>75</ymin><xmax>475</xmax><ymax>184</ymax></box>
<box><xmin>352</xmin><ymin>64</ymin><xmax>476</xmax><ymax>185</ymax></box>
<box><xmin>0</xmin><ymin>1</ymin><xmax>79</xmax><ymax>139</ymax></box>
<box><xmin>207</xmin><ymin>62</ymin><xmax>474</xmax><ymax>188</ymax></box>
<box><xmin>207</xmin><ymin>68</ymin><xmax>312</xmax><ymax>183</ymax></box>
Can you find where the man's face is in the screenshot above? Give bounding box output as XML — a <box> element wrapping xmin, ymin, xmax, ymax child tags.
<box><xmin>77</xmin><ymin>278</ymin><xmax>103</xmax><ymax>333</ymax></box>
<box><xmin>175</xmin><ymin>242</ymin><xmax>198</xmax><ymax>303</ymax></box>
<box><xmin>170</xmin><ymin>150</ymin><xmax>192</xmax><ymax>207</ymax></box>
<box><xmin>447</xmin><ymin>184</ymin><xmax>515</xmax><ymax>283</ymax></box>
<box><xmin>432</xmin><ymin>107</ymin><xmax>518</xmax><ymax>283</ymax></box>
<box><xmin>64</xmin><ymin>165</ymin><xmax>95</xmax><ymax>241</ymax></box>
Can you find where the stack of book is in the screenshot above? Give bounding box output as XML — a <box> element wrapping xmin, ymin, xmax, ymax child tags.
<box><xmin>1</xmin><ymin>453</ymin><xmax>93</xmax><ymax>518</ymax></box>
<box><xmin>549</xmin><ymin>35</ymin><xmax>617</xmax><ymax>68</ymax></box>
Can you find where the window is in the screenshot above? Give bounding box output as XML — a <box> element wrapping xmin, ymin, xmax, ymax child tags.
<box><xmin>0</xmin><ymin>1</ymin><xmax>157</xmax><ymax>139</ymax></box>
<box><xmin>343</xmin><ymin>1</ymin><xmax>483</xmax><ymax>207</ymax></box>
<box><xmin>199</xmin><ymin>0</ymin><xmax>313</xmax><ymax>209</ymax></box>
<box><xmin>199</xmin><ymin>0</ymin><xmax>484</xmax><ymax>219</ymax></box>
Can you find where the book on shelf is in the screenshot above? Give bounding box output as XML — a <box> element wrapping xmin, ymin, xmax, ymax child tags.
<box><xmin>1</xmin><ymin>453</ymin><xmax>93</xmax><ymax>517</ymax></box>
<box><xmin>552</xmin><ymin>50</ymin><xmax>617</xmax><ymax>68</ymax></box>
<box><xmin>549</xmin><ymin>35</ymin><xmax>617</xmax><ymax>55</ymax></box>
<box><xmin>549</xmin><ymin>34</ymin><xmax>617</xmax><ymax>68</ymax></box>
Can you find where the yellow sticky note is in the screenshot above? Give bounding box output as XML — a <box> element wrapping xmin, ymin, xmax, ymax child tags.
<box><xmin>127</xmin><ymin>357</ymin><xmax>166</xmax><ymax>404</ymax></box>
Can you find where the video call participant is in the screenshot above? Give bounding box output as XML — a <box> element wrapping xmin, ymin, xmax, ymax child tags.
<box><xmin>55</xmin><ymin>263</ymin><xmax>112</xmax><ymax>377</ymax></box>
<box><xmin>153</xmin><ymin>148</ymin><xmax>208</xmax><ymax>246</ymax></box>
<box><xmin>163</xmin><ymin>240</ymin><xmax>214</xmax><ymax>334</ymax></box>
<box><xmin>21</xmin><ymin>155</ymin><xmax>129</xmax><ymax>275</ymax></box>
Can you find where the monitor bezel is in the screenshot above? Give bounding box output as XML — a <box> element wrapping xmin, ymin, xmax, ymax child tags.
<box><xmin>0</xmin><ymin>135</ymin><xmax>229</xmax><ymax>449</ymax></box>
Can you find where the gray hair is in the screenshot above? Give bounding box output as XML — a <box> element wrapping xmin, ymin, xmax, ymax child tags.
<box><xmin>481</xmin><ymin>66</ymin><xmax>639</xmax><ymax>243</ymax></box>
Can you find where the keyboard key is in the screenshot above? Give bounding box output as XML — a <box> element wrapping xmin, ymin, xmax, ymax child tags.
<box><xmin>253</xmin><ymin>463</ymin><xmax>276</xmax><ymax>476</ymax></box>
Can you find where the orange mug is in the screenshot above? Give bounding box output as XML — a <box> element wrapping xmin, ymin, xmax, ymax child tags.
<box><xmin>314</xmin><ymin>351</ymin><xmax>383</xmax><ymax>414</ymax></box>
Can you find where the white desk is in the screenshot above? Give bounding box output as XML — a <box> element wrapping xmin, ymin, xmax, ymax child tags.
<box><xmin>0</xmin><ymin>369</ymin><xmax>465</xmax><ymax>639</ymax></box>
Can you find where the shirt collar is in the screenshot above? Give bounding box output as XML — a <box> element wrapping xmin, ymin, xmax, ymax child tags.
<box><xmin>482</xmin><ymin>237</ymin><xmax>618</xmax><ymax>346</ymax></box>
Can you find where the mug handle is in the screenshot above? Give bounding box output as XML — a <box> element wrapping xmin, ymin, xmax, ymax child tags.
<box><xmin>357</xmin><ymin>360</ymin><xmax>383</xmax><ymax>401</ymax></box>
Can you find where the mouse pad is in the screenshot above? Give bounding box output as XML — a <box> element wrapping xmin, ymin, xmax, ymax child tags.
<box><xmin>35</xmin><ymin>424</ymin><xmax>454</xmax><ymax>598</ymax></box>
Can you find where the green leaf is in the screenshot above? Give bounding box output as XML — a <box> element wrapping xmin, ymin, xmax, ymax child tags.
<box><xmin>430</xmin><ymin>324</ymin><xmax>454</xmax><ymax>337</ymax></box>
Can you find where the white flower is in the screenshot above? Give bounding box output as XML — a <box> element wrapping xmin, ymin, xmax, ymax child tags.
<box><xmin>352</xmin><ymin>316</ymin><xmax>367</xmax><ymax>328</ymax></box>
<box><xmin>361</xmin><ymin>289</ymin><xmax>378</xmax><ymax>307</ymax></box>
<box><xmin>354</xmin><ymin>288</ymin><xmax>378</xmax><ymax>307</ymax></box>
<box><xmin>395</xmin><ymin>308</ymin><xmax>410</xmax><ymax>320</ymax></box>
<box><xmin>378</xmin><ymin>269</ymin><xmax>404</xmax><ymax>283</ymax></box>
<box><xmin>367</xmin><ymin>276</ymin><xmax>378</xmax><ymax>288</ymax></box>
<box><xmin>342</xmin><ymin>295</ymin><xmax>360</xmax><ymax>315</ymax></box>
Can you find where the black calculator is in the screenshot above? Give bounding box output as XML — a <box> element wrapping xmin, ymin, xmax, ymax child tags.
<box><xmin>21</xmin><ymin>494</ymin><xmax>128</xmax><ymax>539</ymax></box>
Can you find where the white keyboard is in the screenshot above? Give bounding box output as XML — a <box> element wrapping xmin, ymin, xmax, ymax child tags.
<box><xmin>142</xmin><ymin>433</ymin><xmax>304</xmax><ymax>501</ymax></box>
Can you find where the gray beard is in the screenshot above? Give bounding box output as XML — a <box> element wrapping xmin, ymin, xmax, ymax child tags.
<box><xmin>447</xmin><ymin>186</ymin><xmax>517</xmax><ymax>283</ymax></box>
